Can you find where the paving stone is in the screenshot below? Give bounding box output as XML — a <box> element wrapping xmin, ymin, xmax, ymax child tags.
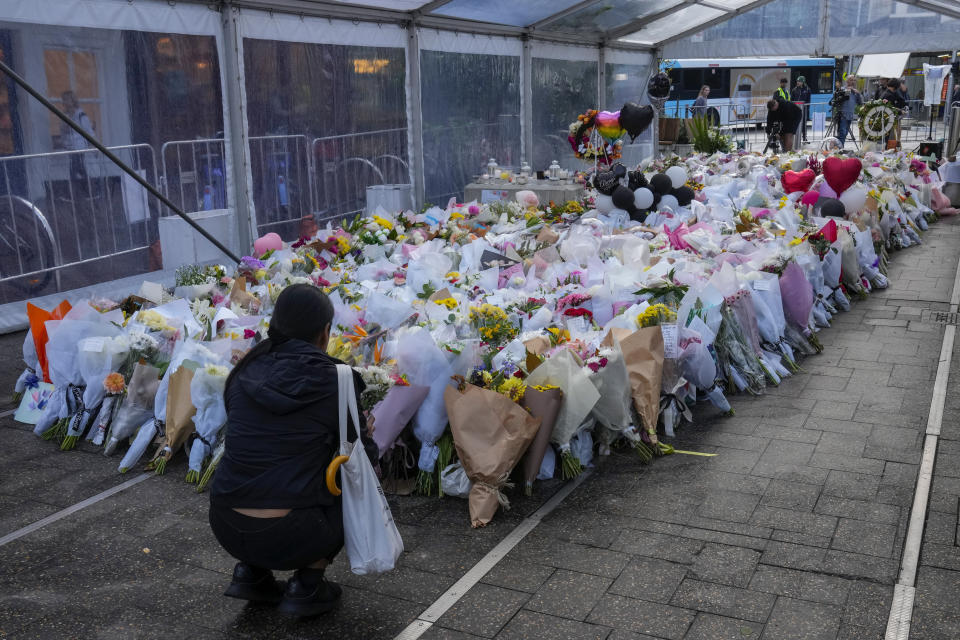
<box><xmin>761</xmin><ymin>597</ymin><xmax>842</xmax><ymax>640</ymax></box>
<box><xmin>706</xmin><ymin>448</ymin><xmax>764</xmax><ymax>475</ymax></box>
<box><xmin>809</xmin><ymin>401</ymin><xmax>858</xmax><ymax>420</ymax></box>
<box><xmin>923</xmin><ymin>510</ymin><xmax>957</xmax><ymax>546</ymax></box>
<box><xmin>421</xmin><ymin>628</ymin><xmax>486</xmax><ymax>640</ymax></box>
<box><xmin>799</xmin><ymin>573</ymin><xmax>851</xmax><ymax>606</ymax></box>
<box><xmin>436</xmin><ymin>584</ymin><xmax>529</xmax><ymax>638</ymax></box>
<box><xmin>750</xmin><ymin>506</ymin><xmax>837</xmax><ymax>538</ymax></box>
<box><xmin>749</xmin><ymin>565</ymin><xmax>805</xmax><ymax>598</ymax></box>
<box><xmin>684</xmin><ymin>516</ymin><xmax>773</xmax><ymax>540</ymax></box>
<box><xmin>760</xmin><ymin>479</ymin><xmax>822</xmax><ymax>511</ymax></box>
<box><xmin>769</xmin><ymin>530</ymin><xmax>832</xmax><ymax>548</ymax></box>
<box><xmin>814</xmin><ymin>431</ymin><xmax>866</xmax><ymax>457</ymax></box>
<box><xmin>522</xmin><ymin>569</ymin><xmax>611</xmax><ymax>621</ymax></box>
<box><xmin>759</xmin><ymin>541</ymin><xmax>826</xmax><ymax>572</ymax></box>
<box><xmin>836</xmin><ymin>623</ymin><xmax>884</xmax><ymax>640</ymax></box>
<box><xmin>679</xmin><ymin>526</ymin><xmax>767</xmax><ymax>551</ymax></box>
<box><xmin>842</xmin><ymin>581</ymin><xmax>893</xmax><ymax>630</ymax></box>
<box><xmin>814</xmin><ymin>496</ymin><xmax>901</xmax><ymax>525</ymax></box>
<box><xmin>495</xmin><ymin>609</ymin><xmax>610</xmax><ymax>640</ymax></box>
<box><xmin>750</xmin><ymin>460</ymin><xmax>831</xmax><ymax>485</ymax></box>
<box><xmin>824</xmin><ymin>551</ymin><xmax>898</xmax><ymax>584</ymax></box>
<box><xmin>754</xmin><ymin>425</ymin><xmax>822</xmax><ymax>444</ymax></box>
<box><xmin>481</xmin><ymin>561</ymin><xmax>554</xmax><ymax>594</ymax></box>
<box><xmin>689</xmin><ymin>543</ymin><xmax>760</xmax><ymax>588</ymax></box>
<box><xmin>831</xmin><ymin>518</ymin><xmax>898</xmax><ymax>558</ymax></box>
<box><xmin>808</xmin><ymin>452</ymin><xmax>885</xmax><ymax>475</ymax></box>
<box><xmin>586</xmin><ymin>594</ymin><xmax>695</xmax><ymax>640</ymax></box>
<box><xmin>804</xmin><ymin>416</ymin><xmax>873</xmax><ymax>438</ymax></box>
<box><xmin>696</xmin><ymin>489</ymin><xmax>761</xmax><ymax>523</ymax></box>
<box><xmin>684</xmin><ymin>612</ymin><xmax>763</xmax><ymax>640</ymax></box>
<box><xmin>915</xmin><ymin>566</ymin><xmax>960</xmax><ymax>612</ymax></box>
<box><xmin>509</xmin><ymin>536</ymin><xmax>631</xmax><ymax>579</ymax></box>
<box><xmin>607</xmin><ymin>555</ymin><xmax>687</xmax><ymax>605</ymax></box>
<box><xmin>669</xmin><ymin>578</ymin><xmax>775</xmax><ymax>623</ymax></box>
<box><xmin>910</xmin><ymin>606</ymin><xmax>960</xmax><ymax>640</ymax></box>
<box><xmin>609</xmin><ymin>530</ymin><xmax>703</xmax><ymax>565</ymax></box>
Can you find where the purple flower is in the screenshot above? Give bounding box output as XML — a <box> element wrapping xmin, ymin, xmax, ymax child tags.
<box><xmin>240</xmin><ymin>256</ymin><xmax>265</xmax><ymax>269</ymax></box>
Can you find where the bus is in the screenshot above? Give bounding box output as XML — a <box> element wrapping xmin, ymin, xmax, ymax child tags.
<box><xmin>661</xmin><ymin>58</ymin><xmax>837</xmax><ymax>125</ymax></box>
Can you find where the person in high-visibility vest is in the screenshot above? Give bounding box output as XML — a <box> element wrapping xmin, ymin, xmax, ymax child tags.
<box><xmin>774</xmin><ymin>77</ymin><xmax>791</xmax><ymax>102</ymax></box>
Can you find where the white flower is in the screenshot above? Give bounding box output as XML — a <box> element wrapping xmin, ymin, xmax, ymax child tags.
<box><xmin>129</xmin><ymin>332</ymin><xmax>159</xmax><ymax>353</ymax></box>
<box><xmin>205</xmin><ymin>364</ymin><xmax>230</xmax><ymax>377</ymax></box>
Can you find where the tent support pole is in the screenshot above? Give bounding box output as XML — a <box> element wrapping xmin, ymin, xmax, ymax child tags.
<box><xmin>221</xmin><ymin>5</ymin><xmax>256</xmax><ymax>253</ymax></box>
<box><xmin>598</xmin><ymin>46</ymin><xmax>607</xmax><ymax>111</ymax></box>
<box><xmin>406</xmin><ymin>23</ymin><xmax>425</xmax><ymax>209</ymax></box>
<box><xmin>0</xmin><ymin>56</ymin><xmax>241</xmax><ymax>263</ymax></box>
<box><xmin>522</xmin><ymin>37</ymin><xmax>534</xmax><ymax>170</ymax></box>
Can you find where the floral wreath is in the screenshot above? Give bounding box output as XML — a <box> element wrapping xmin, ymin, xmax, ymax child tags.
<box><xmin>856</xmin><ymin>99</ymin><xmax>901</xmax><ymax>142</ymax></box>
<box><xmin>568</xmin><ymin>109</ymin><xmax>622</xmax><ymax>165</ymax></box>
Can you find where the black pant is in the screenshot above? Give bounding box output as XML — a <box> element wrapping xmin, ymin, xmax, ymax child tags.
<box><xmin>209</xmin><ymin>502</ymin><xmax>344</xmax><ymax>571</ymax></box>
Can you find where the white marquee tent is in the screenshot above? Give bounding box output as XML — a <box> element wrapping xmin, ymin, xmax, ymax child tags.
<box><xmin>0</xmin><ymin>0</ymin><xmax>957</xmax><ymax>328</ymax></box>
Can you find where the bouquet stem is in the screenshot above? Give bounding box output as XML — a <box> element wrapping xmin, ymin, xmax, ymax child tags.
<box><xmin>42</xmin><ymin>418</ymin><xmax>68</xmax><ymax>442</ymax></box>
<box><xmin>633</xmin><ymin>440</ymin><xmax>654</xmax><ymax>464</ymax></box>
<box><xmin>185</xmin><ymin>469</ymin><xmax>200</xmax><ymax>483</ymax></box>
<box><xmin>436</xmin><ymin>431</ymin><xmax>454</xmax><ymax>498</ymax></box>
<box><xmin>153</xmin><ymin>457</ymin><xmax>168</xmax><ymax>476</ymax></box>
<box><xmin>415</xmin><ymin>469</ymin><xmax>436</xmax><ymax>496</ymax></box>
<box><xmin>196</xmin><ymin>444</ymin><xmax>225</xmax><ymax>492</ymax></box>
<box><xmin>12</xmin><ymin>391</ymin><xmax>22</xmax><ymax>404</ymax></box>
<box><xmin>60</xmin><ymin>434</ymin><xmax>80</xmax><ymax>451</ymax></box>
<box><xmin>560</xmin><ymin>449</ymin><xmax>584</xmax><ymax>479</ymax></box>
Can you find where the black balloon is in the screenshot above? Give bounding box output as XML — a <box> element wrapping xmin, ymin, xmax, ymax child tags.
<box><xmin>611</xmin><ymin>185</ymin><xmax>637</xmax><ymax>212</ymax></box>
<box><xmin>627</xmin><ymin>170</ymin><xmax>648</xmax><ymax>191</ymax></box>
<box><xmin>647</xmin><ymin>73</ymin><xmax>672</xmax><ymax>100</ymax></box>
<box><xmin>612</xmin><ymin>162</ymin><xmax>627</xmax><ymax>178</ymax></box>
<box><xmin>819</xmin><ymin>197</ymin><xmax>845</xmax><ymax>218</ymax></box>
<box><xmin>652</xmin><ymin>191</ymin><xmax>662</xmax><ymax>205</ymax></box>
<box><xmin>619</xmin><ymin>102</ymin><xmax>655</xmax><ymax>141</ymax></box>
<box><xmin>629</xmin><ymin>208</ymin><xmax>648</xmax><ymax>223</ymax></box>
<box><xmin>592</xmin><ymin>170</ymin><xmax>619</xmax><ymax>196</ymax></box>
<box><xmin>674</xmin><ymin>186</ymin><xmax>695</xmax><ymax>207</ymax></box>
<box><xmin>650</xmin><ymin>173</ymin><xmax>673</xmax><ymax>195</ymax></box>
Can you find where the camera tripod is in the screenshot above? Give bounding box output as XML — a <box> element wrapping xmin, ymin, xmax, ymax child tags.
<box><xmin>762</xmin><ymin>122</ymin><xmax>782</xmax><ymax>155</ymax></box>
<box><xmin>822</xmin><ymin>112</ymin><xmax>859</xmax><ymax>151</ymax></box>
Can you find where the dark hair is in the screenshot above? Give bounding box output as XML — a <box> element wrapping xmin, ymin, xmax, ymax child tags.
<box><xmin>767</xmin><ymin>99</ymin><xmax>778</xmax><ymax>110</ymax></box>
<box><xmin>780</xmin><ymin>78</ymin><xmax>788</xmax><ymax>83</ymax></box>
<box><xmin>224</xmin><ymin>284</ymin><xmax>334</xmax><ymax>397</ymax></box>
<box><xmin>887</xmin><ymin>78</ymin><xmax>899</xmax><ymax>89</ymax></box>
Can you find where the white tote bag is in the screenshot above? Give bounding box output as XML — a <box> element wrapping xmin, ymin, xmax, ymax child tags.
<box><xmin>335</xmin><ymin>364</ymin><xmax>404</xmax><ymax>575</ymax></box>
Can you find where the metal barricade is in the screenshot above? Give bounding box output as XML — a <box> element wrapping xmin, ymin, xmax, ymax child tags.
<box><xmin>0</xmin><ymin>144</ymin><xmax>159</xmax><ymax>302</ymax></box>
<box><xmin>425</xmin><ymin>120</ymin><xmax>517</xmax><ymax>204</ymax></box>
<box><xmin>160</xmin><ymin>137</ymin><xmax>227</xmax><ymax>215</ymax></box>
<box><xmin>249</xmin><ymin>134</ymin><xmax>314</xmax><ymax>238</ymax></box>
<box><xmin>312</xmin><ymin>128</ymin><xmax>409</xmax><ymax>223</ymax></box>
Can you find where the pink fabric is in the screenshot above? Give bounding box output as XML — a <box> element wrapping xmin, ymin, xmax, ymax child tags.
<box><xmin>665</xmin><ymin>223</ymin><xmax>691</xmax><ymax>250</ymax></box>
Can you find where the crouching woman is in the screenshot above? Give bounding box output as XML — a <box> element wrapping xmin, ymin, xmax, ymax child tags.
<box><xmin>208</xmin><ymin>284</ymin><xmax>377</xmax><ymax>617</ymax></box>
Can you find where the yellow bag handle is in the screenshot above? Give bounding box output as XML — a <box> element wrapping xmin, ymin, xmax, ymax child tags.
<box><xmin>326</xmin><ymin>455</ymin><xmax>350</xmax><ymax>496</ymax></box>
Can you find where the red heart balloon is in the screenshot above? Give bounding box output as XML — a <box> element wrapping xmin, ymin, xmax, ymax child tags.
<box><xmin>782</xmin><ymin>169</ymin><xmax>815</xmax><ymax>194</ymax></box>
<box><xmin>822</xmin><ymin>156</ymin><xmax>862</xmax><ymax>196</ymax></box>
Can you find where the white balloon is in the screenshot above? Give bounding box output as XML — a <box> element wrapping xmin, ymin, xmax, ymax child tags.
<box><xmin>633</xmin><ymin>187</ymin><xmax>654</xmax><ymax>210</ymax></box>
<box><xmin>665</xmin><ymin>166</ymin><xmax>688</xmax><ymax>189</ymax></box>
<box><xmin>659</xmin><ymin>194</ymin><xmax>679</xmax><ymax>211</ymax></box>
<box><xmin>839</xmin><ymin>185</ymin><xmax>867</xmax><ymax>214</ymax></box>
<box><xmin>595</xmin><ymin>194</ymin><xmax>614</xmax><ymax>213</ymax></box>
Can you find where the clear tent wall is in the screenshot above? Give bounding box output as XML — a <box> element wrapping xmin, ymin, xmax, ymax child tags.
<box><xmin>0</xmin><ymin>0</ymin><xmax>957</xmax><ymax>329</ymax></box>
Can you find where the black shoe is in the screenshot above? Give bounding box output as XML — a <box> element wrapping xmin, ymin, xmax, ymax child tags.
<box><xmin>277</xmin><ymin>572</ymin><xmax>342</xmax><ymax>618</ymax></box>
<box><xmin>224</xmin><ymin>562</ymin><xmax>285</xmax><ymax>604</ymax></box>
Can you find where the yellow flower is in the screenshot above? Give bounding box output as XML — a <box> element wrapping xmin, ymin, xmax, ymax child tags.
<box><xmin>137</xmin><ymin>309</ymin><xmax>174</xmax><ymax>332</ymax></box>
<box><xmin>433</xmin><ymin>297</ymin><xmax>458</xmax><ymax>310</ymax></box>
<box><xmin>254</xmin><ymin>269</ymin><xmax>267</xmax><ymax>281</ymax></box>
<box><xmin>531</xmin><ymin>384</ymin><xmax>559</xmax><ymax>392</ymax></box>
<box><xmin>372</xmin><ymin>215</ymin><xmax>394</xmax><ymax>230</ymax></box>
<box><xmin>449</xmin><ymin>211</ymin><xmax>465</xmax><ymax>220</ymax></box>
<box><xmin>497</xmin><ymin>376</ymin><xmax>527</xmax><ymax>402</ymax></box>
<box><xmin>637</xmin><ymin>304</ymin><xmax>676</xmax><ymax>328</ymax></box>
<box><xmin>789</xmin><ymin>237</ymin><xmax>803</xmax><ymax>246</ymax></box>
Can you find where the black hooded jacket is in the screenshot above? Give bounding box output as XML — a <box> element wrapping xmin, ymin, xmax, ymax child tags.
<box><xmin>766</xmin><ymin>98</ymin><xmax>802</xmax><ymax>135</ymax></box>
<box><xmin>210</xmin><ymin>339</ymin><xmax>378</xmax><ymax>509</ymax></box>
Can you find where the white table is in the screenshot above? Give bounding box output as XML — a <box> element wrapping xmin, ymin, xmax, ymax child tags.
<box><xmin>463</xmin><ymin>180</ymin><xmax>584</xmax><ymax>205</ymax></box>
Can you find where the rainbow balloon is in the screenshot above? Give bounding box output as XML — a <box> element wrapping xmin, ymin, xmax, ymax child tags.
<box><xmin>595</xmin><ymin>110</ymin><xmax>625</xmax><ymax>143</ymax></box>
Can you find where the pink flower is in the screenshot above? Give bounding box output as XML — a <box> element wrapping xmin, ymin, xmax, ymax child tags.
<box><xmin>468</xmin><ymin>205</ymin><xmax>480</xmax><ymax>215</ymax></box>
<box><xmin>243</xmin><ymin>329</ymin><xmax>257</xmax><ymax>339</ymax></box>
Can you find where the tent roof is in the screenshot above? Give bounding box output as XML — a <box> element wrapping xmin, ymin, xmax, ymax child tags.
<box><xmin>221</xmin><ymin>0</ymin><xmax>960</xmax><ymax>52</ymax></box>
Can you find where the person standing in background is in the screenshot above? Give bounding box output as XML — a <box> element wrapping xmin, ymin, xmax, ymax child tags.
<box><xmin>834</xmin><ymin>75</ymin><xmax>863</xmax><ymax>148</ymax></box>
<box><xmin>775</xmin><ymin>77</ymin><xmax>790</xmax><ymax>102</ymax></box>
<box><xmin>691</xmin><ymin>85</ymin><xmax>710</xmax><ymax>116</ymax></box>
<box><xmin>59</xmin><ymin>91</ymin><xmax>95</xmax><ymax>195</ymax></box>
<box><xmin>791</xmin><ymin>76</ymin><xmax>812</xmax><ymax>143</ymax></box>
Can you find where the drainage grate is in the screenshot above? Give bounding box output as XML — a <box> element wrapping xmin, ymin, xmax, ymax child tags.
<box><xmin>922</xmin><ymin>310</ymin><xmax>960</xmax><ymax>325</ymax></box>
